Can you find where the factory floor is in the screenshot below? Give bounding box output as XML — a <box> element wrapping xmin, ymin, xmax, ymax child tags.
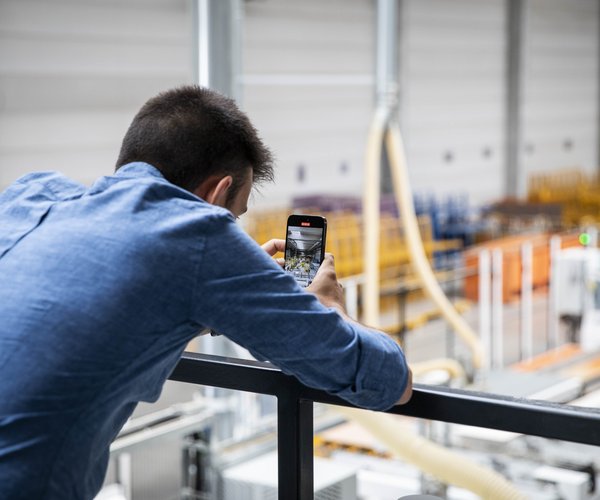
<box><xmin>104</xmin><ymin>290</ymin><xmax>600</xmax><ymax>500</ymax></box>
<box><xmin>402</xmin><ymin>290</ymin><xmax>566</xmax><ymax>368</ymax></box>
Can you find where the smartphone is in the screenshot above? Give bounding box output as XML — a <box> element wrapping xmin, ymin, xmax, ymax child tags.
<box><xmin>284</xmin><ymin>214</ymin><xmax>327</xmax><ymax>287</ymax></box>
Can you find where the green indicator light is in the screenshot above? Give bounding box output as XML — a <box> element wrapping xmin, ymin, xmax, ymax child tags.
<box><xmin>579</xmin><ymin>233</ymin><xmax>591</xmax><ymax>246</ymax></box>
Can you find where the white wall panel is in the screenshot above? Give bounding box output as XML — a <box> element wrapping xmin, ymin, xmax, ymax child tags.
<box><xmin>0</xmin><ymin>0</ymin><xmax>187</xmax><ymax>40</ymax></box>
<box><xmin>243</xmin><ymin>0</ymin><xmax>374</xmax><ymax>75</ymax></box>
<box><xmin>522</xmin><ymin>0</ymin><xmax>599</xmax><ymax>186</ymax></box>
<box><xmin>402</xmin><ymin>0</ymin><xmax>506</xmax><ymax>204</ymax></box>
<box><xmin>0</xmin><ymin>110</ymin><xmax>133</xmax><ymax>185</ymax></box>
<box><xmin>0</xmin><ymin>37</ymin><xmax>189</xmax><ymax>75</ymax></box>
<box><xmin>0</xmin><ymin>0</ymin><xmax>192</xmax><ymax>190</ymax></box>
<box><xmin>241</xmin><ymin>0</ymin><xmax>374</xmax><ymax>208</ymax></box>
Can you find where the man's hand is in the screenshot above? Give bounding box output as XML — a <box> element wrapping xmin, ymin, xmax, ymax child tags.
<box><xmin>261</xmin><ymin>238</ymin><xmax>285</xmax><ymax>266</ymax></box>
<box><xmin>306</xmin><ymin>254</ymin><xmax>347</xmax><ymax>315</ymax></box>
<box><xmin>396</xmin><ymin>368</ymin><xmax>413</xmax><ymax>404</ymax></box>
<box><xmin>309</xmin><ymin>253</ymin><xmax>414</xmax><ymax>406</ymax></box>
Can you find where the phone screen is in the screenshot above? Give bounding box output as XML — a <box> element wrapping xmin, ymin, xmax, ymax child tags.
<box><xmin>284</xmin><ymin>215</ymin><xmax>327</xmax><ymax>288</ymax></box>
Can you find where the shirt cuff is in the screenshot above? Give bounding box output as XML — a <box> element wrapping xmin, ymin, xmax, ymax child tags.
<box><xmin>331</xmin><ymin>327</ymin><xmax>409</xmax><ymax>411</ymax></box>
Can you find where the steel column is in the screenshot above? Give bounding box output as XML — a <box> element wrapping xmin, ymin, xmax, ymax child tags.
<box><xmin>505</xmin><ymin>0</ymin><xmax>526</xmax><ymax>197</ymax></box>
<box><xmin>192</xmin><ymin>0</ymin><xmax>242</xmax><ymax>99</ymax></box>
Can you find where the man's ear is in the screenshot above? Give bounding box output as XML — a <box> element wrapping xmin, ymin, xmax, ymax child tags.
<box><xmin>194</xmin><ymin>175</ymin><xmax>233</xmax><ymax>208</ymax></box>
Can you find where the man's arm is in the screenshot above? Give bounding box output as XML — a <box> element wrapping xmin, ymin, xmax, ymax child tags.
<box><xmin>193</xmin><ymin>221</ymin><xmax>411</xmax><ymax>411</ymax></box>
<box><xmin>261</xmin><ymin>239</ymin><xmax>412</xmax><ymax>404</ymax></box>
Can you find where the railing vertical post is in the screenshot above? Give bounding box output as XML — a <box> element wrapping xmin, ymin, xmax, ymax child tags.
<box><xmin>520</xmin><ymin>241</ymin><xmax>533</xmax><ymax>361</ymax></box>
<box><xmin>492</xmin><ymin>248</ymin><xmax>504</xmax><ymax>368</ymax></box>
<box><xmin>548</xmin><ymin>235</ymin><xmax>561</xmax><ymax>349</ymax></box>
<box><xmin>478</xmin><ymin>249</ymin><xmax>492</xmax><ymax>370</ymax></box>
<box><xmin>277</xmin><ymin>395</ymin><xmax>314</xmax><ymax>499</ymax></box>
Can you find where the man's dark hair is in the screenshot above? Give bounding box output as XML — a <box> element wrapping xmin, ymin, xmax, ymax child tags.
<box><xmin>116</xmin><ymin>86</ymin><xmax>274</xmax><ymax>202</ymax></box>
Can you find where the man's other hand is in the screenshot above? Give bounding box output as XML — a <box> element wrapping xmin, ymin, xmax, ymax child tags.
<box><xmin>261</xmin><ymin>238</ymin><xmax>285</xmax><ymax>266</ymax></box>
<box><xmin>396</xmin><ymin>368</ymin><xmax>413</xmax><ymax>405</ymax></box>
<box><xmin>306</xmin><ymin>254</ymin><xmax>346</xmax><ymax>314</ymax></box>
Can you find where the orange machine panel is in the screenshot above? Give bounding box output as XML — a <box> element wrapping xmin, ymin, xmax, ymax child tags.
<box><xmin>464</xmin><ymin>233</ymin><xmax>580</xmax><ymax>303</ymax></box>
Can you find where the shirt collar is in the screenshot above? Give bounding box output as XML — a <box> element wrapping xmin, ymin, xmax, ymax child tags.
<box><xmin>115</xmin><ymin>162</ymin><xmax>166</xmax><ymax>180</ymax></box>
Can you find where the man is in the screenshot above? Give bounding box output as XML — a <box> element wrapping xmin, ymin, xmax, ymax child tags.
<box><xmin>0</xmin><ymin>86</ymin><xmax>411</xmax><ymax>499</ymax></box>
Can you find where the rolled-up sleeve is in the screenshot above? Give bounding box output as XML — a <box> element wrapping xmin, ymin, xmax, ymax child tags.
<box><xmin>332</xmin><ymin>324</ymin><xmax>409</xmax><ymax>410</ymax></box>
<box><xmin>191</xmin><ymin>215</ymin><xmax>409</xmax><ymax>411</ymax></box>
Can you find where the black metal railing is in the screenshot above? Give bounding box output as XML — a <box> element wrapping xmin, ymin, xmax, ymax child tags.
<box><xmin>169</xmin><ymin>351</ymin><xmax>600</xmax><ymax>500</ymax></box>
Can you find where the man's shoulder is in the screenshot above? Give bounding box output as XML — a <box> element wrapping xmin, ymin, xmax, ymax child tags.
<box><xmin>1</xmin><ymin>171</ymin><xmax>86</xmax><ymax>204</ymax></box>
<box><xmin>0</xmin><ymin>171</ymin><xmax>87</xmax><ymax>259</ymax></box>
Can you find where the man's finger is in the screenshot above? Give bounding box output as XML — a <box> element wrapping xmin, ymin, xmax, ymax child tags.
<box><xmin>314</xmin><ymin>254</ymin><xmax>337</xmax><ymax>281</ymax></box>
<box><xmin>321</xmin><ymin>253</ymin><xmax>334</xmax><ymax>266</ymax></box>
<box><xmin>261</xmin><ymin>238</ymin><xmax>286</xmax><ymax>256</ymax></box>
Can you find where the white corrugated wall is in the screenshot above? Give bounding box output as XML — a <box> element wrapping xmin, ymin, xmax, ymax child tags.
<box><xmin>401</xmin><ymin>0</ymin><xmax>506</xmax><ymax>204</ymax></box>
<box><xmin>0</xmin><ymin>0</ymin><xmax>598</xmax><ymax>205</ymax></box>
<box><xmin>241</xmin><ymin>0</ymin><xmax>374</xmax><ymax>207</ymax></box>
<box><xmin>521</xmin><ymin>0</ymin><xmax>599</xmax><ymax>188</ymax></box>
<box><xmin>0</xmin><ymin>0</ymin><xmax>192</xmax><ymax>189</ymax></box>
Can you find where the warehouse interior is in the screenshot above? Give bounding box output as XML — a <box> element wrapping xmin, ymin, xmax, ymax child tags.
<box><xmin>2</xmin><ymin>0</ymin><xmax>600</xmax><ymax>498</ymax></box>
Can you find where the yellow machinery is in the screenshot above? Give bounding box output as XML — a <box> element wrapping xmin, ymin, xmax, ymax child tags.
<box><xmin>529</xmin><ymin>168</ymin><xmax>600</xmax><ymax>227</ymax></box>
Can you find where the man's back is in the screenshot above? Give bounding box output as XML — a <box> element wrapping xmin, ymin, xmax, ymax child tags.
<box><xmin>0</xmin><ymin>164</ymin><xmax>226</xmax><ymax>498</ymax></box>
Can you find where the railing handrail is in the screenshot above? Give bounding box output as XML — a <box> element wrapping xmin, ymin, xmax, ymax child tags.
<box><xmin>169</xmin><ymin>351</ymin><xmax>600</xmax><ymax>499</ymax></box>
<box><xmin>170</xmin><ymin>351</ymin><xmax>600</xmax><ymax>444</ymax></box>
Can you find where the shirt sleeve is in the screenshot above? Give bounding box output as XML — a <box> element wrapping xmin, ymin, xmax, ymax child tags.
<box><xmin>191</xmin><ymin>215</ymin><xmax>409</xmax><ymax>411</ymax></box>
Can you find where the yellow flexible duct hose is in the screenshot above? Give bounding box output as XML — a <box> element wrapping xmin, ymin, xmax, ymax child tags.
<box><xmin>410</xmin><ymin>358</ymin><xmax>466</xmax><ymax>383</ymax></box>
<box><xmin>385</xmin><ymin>123</ymin><xmax>483</xmax><ymax>368</ymax></box>
<box><xmin>337</xmin><ymin>407</ymin><xmax>527</xmax><ymax>499</ymax></box>
<box><xmin>362</xmin><ymin>107</ymin><xmax>388</xmax><ymax>327</ymax></box>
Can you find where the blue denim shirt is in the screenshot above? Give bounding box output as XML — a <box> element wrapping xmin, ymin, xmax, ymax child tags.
<box><xmin>0</xmin><ymin>163</ymin><xmax>408</xmax><ymax>499</ymax></box>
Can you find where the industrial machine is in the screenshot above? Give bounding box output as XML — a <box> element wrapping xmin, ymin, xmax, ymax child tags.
<box><xmin>556</xmin><ymin>246</ymin><xmax>600</xmax><ymax>350</ymax></box>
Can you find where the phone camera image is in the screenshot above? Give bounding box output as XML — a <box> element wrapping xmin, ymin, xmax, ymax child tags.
<box><xmin>284</xmin><ymin>216</ymin><xmax>326</xmax><ymax>288</ymax></box>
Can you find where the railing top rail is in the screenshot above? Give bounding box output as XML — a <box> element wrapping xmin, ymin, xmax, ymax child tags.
<box><xmin>170</xmin><ymin>352</ymin><xmax>600</xmax><ymax>447</ymax></box>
